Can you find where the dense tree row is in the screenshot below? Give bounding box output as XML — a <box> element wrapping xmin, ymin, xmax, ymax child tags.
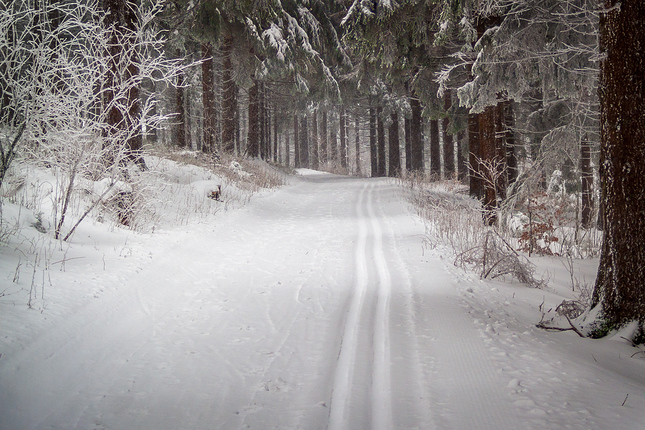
<box><xmin>1</xmin><ymin>1</ymin><xmax>643</xmax><ymax>339</ymax></box>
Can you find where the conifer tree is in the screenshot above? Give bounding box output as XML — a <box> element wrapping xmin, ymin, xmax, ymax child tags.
<box><xmin>589</xmin><ymin>0</ymin><xmax>645</xmax><ymax>342</ymax></box>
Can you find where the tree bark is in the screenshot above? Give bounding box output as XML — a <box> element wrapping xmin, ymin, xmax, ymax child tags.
<box><xmin>175</xmin><ymin>71</ymin><xmax>186</xmax><ymax>148</ymax></box>
<box><xmin>388</xmin><ymin>112</ymin><xmax>401</xmax><ymax>177</ymax></box>
<box><xmin>377</xmin><ymin>106</ymin><xmax>386</xmax><ymax>177</ymax></box>
<box><xmin>443</xmin><ymin>91</ymin><xmax>455</xmax><ymax>178</ymax></box>
<box><xmin>300</xmin><ymin>114</ymin><xmax>309</xmax><ymax>168</ymax></box>
<box><xmin>293</xmin><ymin>113</ymin><xmax>300</xmax><ymax>168</ymax></box>
<box><xmin>103</xmin><ymin>0</ymin><xmax>144</xmax><ymax>167</ymax></box>
<box><xmin>591</xmin><ymin>0</ymin><xmax>645</xmax><ymax>337</ymax></box>
<box><xmin>503</xmin><ymin>101</ymin><xmax>518</xmax><ymax>186</ymax></box>
<box><xmin>457</xmin><ymin>130</ymin><xmax>467</xmax><ymax>180</ymax></box>
<box><xmin>429</xmin><ymin>119</ymin><xmax>440</xmax><ymax>178</ymax></box>
<box><xmin>404</xmin><ymin>116</ymin><xmax>412</xmax><ymax>171</ymax></box>
<box><xmin>355</xmin><ymin>114</ymin><xmax>361</xmax><ymax>176</ymax></box>
<box><xmin>580</xmin><ymin>135</ymin><xmax>593</xmax><ymax>228</ymax></box>
<box><xmin>311</xmin><ymin>109</ymin><xmax>319</xmax><ymax>169</ymax></box>
<box><xmin>320</xmin><ymin>109</ymin><xmax>328</xmax><ymax>164</ymax></box>
<box><xmin>201</xmin><ymin>43</ymin><xmax>216</xmax><ymax>154</ymax></box>
<box><xmin>479</xmin><ymin>105</ymin><xmax>497</xmax><ymax>225</ymax></box>
<box><xmin>221</xmin><ymin>34</ymin><xmax>236</xmax><ymax>154</ymax></box>
<box><xmin>339</xmin><ymin>106</ymin><xmax>347</xmax><ymax>169</ymax></box>
<box><xmin>468</xmin><ymin>112</ymin><xmax>482</xmax><ymax>199</ymax></box>
<box><xmin>330</xmin><ymin>115</ymin><xmax>338</xmax><ymax>166</ymax></box>
<box><xmin>259</xmin><ymin>82</ymin><xmax>267</xmax><ymax>159</ymax></box>
<box><xmin>369</xmin><ymin>104</ymin><xmax>378</xmax><ymax>177</ymax></box>
<box><xmin>247</xmin><ymin>79</ymin><xmax>259</xmax><ymax>157</ymax></box>
<box><xmin>410</xmin><ymin>96</ymin><xmax>424</xmax><ymax>172</ymax></box>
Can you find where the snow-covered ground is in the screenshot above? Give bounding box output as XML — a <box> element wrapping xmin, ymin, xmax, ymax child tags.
<box><xmin>1</xmin><ymin>160</ymin><xmax>644</xmax><ymax>429</ymax></box>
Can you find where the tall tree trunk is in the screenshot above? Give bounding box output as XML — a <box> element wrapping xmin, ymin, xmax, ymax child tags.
<box><xmin>479</xmin><ymin>106</ymin><xmax>498</xmax><ymax>225</ymax></box>
<box><xmin>103</xmin><ymin>0</ymin><xmax>144</xmax><ymax>167</ymax></box>
<box><xmin>320</xmin><ymin>109</ymin><xmax>328</xmax><ymax>164</ymax></box>
<box><xmin>293</xmin><ymin>113</ymin><xmax>300</xmax><ymax>168</ymax></box>
<box><xmin>339</xmin><ymin>106</ymin><xmax>347</xmax><ymax>169</ymax></box>
<box><xmin>300</xmin><ymin>115</ymin><xmax>309</xmax><ymax>168</ymax></box>
<box><xmin>410</xmin><ymin>96</ymin><xmax>424</xmax><ymax>172</ymax></box>
<box><xmin>430</xmin><ymin>119</ymin><xmax>440</xmax><ymax>178</ymax></box>
<box><xmin>494</xmin><ymin>102</ymin><xmax>508</xmax><ymax>202</ymax></box>
<box><xmin>247</xmin><ymin>79</ymin><xmax>259</xmax><ymax>157</ymax></box>
<box><xmin>503</xmin><ymin>100</ymin><xmax>518</xmax><ymax>186</ymax></box>
<box><xmin>580</xmin><ymin>135</ymin><xmax>593</xmax><ymax>229</ymax></box>
<box><xmin>221</xmin><ymin>34</ymin><xmax>236</xmax><ymax>154</ymax></box>
<box><xmin>201</xmin><ymin>42</ymin><xmax>215</xmax><ymax>154</ymax></box>
<box><xmin>369</xmin><ymin>104</ymin><xmax>378</xmax><ymax>177</ymax></box>
<box><xmin>591</xmin><ymin>0</ymin><xmax>645</xmax><ymax>338</ymax></box>
<box><xmin>443</xmin><ymin>91</ymin><xmax>455</xmax><ymax>178</ymax></box>
<box><xmin>273</xmin><ymin>108</ymin><xmax>278</xmax><ymax>163</ymax></box>
<box><xmin>311</xmin><ymin>109</ymin><xmax>319</xmax><ymax>169</ymax></box>
<box><xmin>404</xmin><ymin>116</ymin><xmax>412</xmax><ymax>171</ymax></box>
<box><xmin>468</xmin><ymin>112</ymin><xmax>483</xmax><ymax>199</ymax></box>
<box><xmin>285</xmin><ymin>132</ymin><xmax>290</xmax><ymax>167</ymax></box>
<box><xmin>376</xmin><ymin>106</ymin><xmax>386</xmax><ymax>177</ymax></box>
<box><xmin>388</xmin><ymin>112</ymin><xmax>401</xmax><ymax>177</ymax></box>
<box><xmin>330</xmin><ymin>114</ymin><xmax>338</xmax><ymax>166</ymax></box>
<box><xmin>175</xmin><ymin>62</ymin><xmax>186</xmax><ymax>148</ymax></box>
<box><xmin>259</xmin><ymin>82</ymin><xmax>267</xmax><ymax>159</ymax></box>
<box><xmin>457</xmin><ymin>130</ymin><xmax>467</xmax><ymax>180</ymax></box>
<box><xmin>185</xmin><ymin>86</ymin><xmax>192</xmax><ymax>149</ymax></box>
<box><xmin>355</xmin><ymin>114</ymin><xmax>361</xmax><ymax>176</ymax></box>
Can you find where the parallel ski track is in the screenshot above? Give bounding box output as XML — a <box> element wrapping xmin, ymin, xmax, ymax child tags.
<box><xmin>328</xmin><ymin>183</ymin><xmax>393</xmax><ymax>430</ymax></box>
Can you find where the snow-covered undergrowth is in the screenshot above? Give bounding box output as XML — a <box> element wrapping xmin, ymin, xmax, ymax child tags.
<box><xmin>0</xmin><ymin>152</ymin><xmax>285</xmax><ymax>311</ymax></box>
<box><xmin>407</xmin><ymin>177</ymin><xmax>605</xmax><ymax>335</ymax></box>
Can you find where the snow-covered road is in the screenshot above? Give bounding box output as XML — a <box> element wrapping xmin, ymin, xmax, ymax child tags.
<box><xmin>2</xmin><ymin>172</ymin><xmax>644</xmax><ymax>429</ymax></box>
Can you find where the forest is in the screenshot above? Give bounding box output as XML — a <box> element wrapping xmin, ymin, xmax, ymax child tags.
<box><xmin>1</xmin><ymin>0</ymin><xmax>644</xmax><ymax>342</ymax></box>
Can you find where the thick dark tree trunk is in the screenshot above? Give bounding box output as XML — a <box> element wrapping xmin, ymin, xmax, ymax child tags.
<box><xmin>410</xmin><ymin>96</ymin><xmax>424</xmax><ymax>173</ymax></box>
<box><xmin>580</xmin><ymin>135</ymin><xmax>593</xmax><ymax>228</ymax></box>
<box><xmin>201</xmin><ymin>43</ymin><xmax>216</xmax><ymax>154</ymax></box>
<box><xmin>479</xmin><ymin>106</ymin><xmax>497</xmax><ymax>225</ymax></box>
<box><xmin>247</xmin><ymin>79</ymin><xmax>259</xmax><ymax>157</ymax></box>
<box><xmin>388</xmin><ymin>112</ymin><xmax>401</xmax><ymax>177</ymax></box>
<box><xmin>591</xmin><ymin>0</ymin><xmax>645</xmax><ymax>338</ymax></box>
<box><xmin>340</xmin><ymin>106</ymin><xmax>347</xmax><ymax>169</ymax></box>
<box><xmin>311</xmin><ymin>109</ymin><xmax>319</xmax><ymax>169</ymax></box>
<box><xmin>376</xmin><ymin>106</ymin><xmax>386</xmax><ymax>177</ymax></box>
<box><xmin>221</xmin><ymin>34</ymin><xmax>236</xmax><ymax>154</ymax></box>
<box><xmin>404</xmin><ymin>116</ymin><xmax>412</xmax><ymax>171</ymax></box>
<box><xmin>369</xmin><ymin>105</ymin><xmax>378</xmax><ymax>177</ymax></box>
<box><xmin>443</xmin><ymin>91</ymin><xmax>455</xmax><ymax>178</ymax></box>
<box><xmin>429</xmin><ymin>119</ymin><xmax>440</xmax><ymax>178</ymax></box>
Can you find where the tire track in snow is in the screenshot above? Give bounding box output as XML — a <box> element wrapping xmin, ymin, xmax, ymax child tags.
<box><xmin>366</xmin><ymin>184</ymin><xmax>394</xmax><ymax>430</ymax></box>
<box><xmin>328</xmin><ymin>183</ymin><xmax>393</xmax><ymax>430</ymax></box>
<box><xmin>328</xmin><ymin>183</ymin><xmax>370</xmax><ymax>430</ymax></box>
